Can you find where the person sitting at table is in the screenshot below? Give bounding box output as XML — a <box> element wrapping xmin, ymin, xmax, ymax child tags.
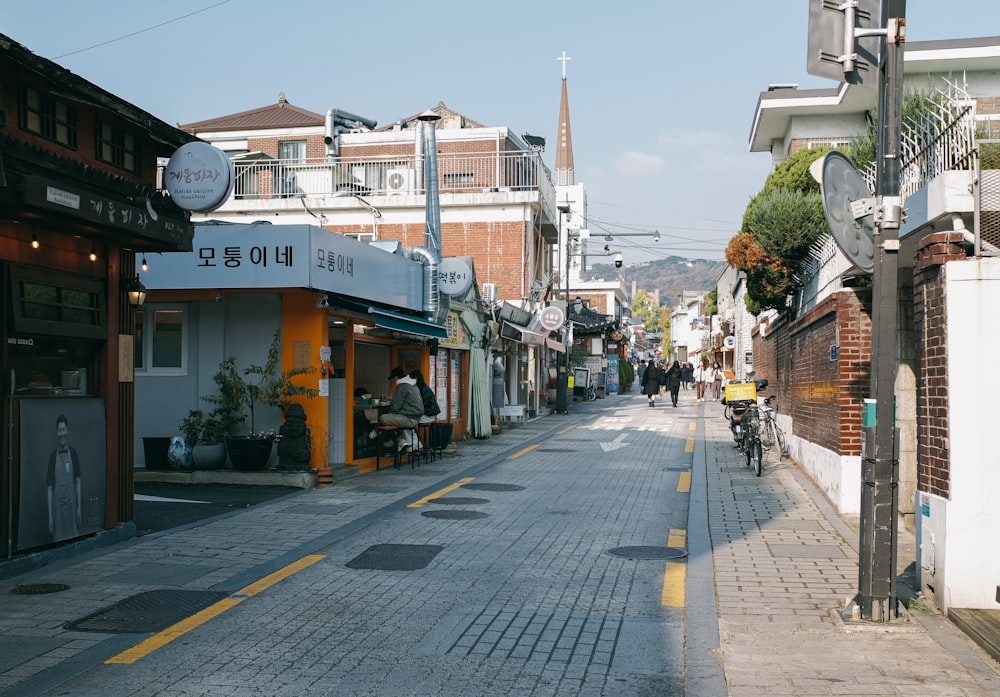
<box><xmin>379</xmin><ymin>367</ymin><xmax>424</xmax><ymax>453</ymax></box>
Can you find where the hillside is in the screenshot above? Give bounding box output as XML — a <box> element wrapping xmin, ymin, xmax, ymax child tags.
<box><xmin>587</xmin><ymin>256</ymin><xmax>728</xmax><ymax>307</ymax></box>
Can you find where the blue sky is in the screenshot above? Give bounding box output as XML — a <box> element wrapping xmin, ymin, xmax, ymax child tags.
<box><xmin>5</xmin><ymin>1</ymin><xmax>1000</xmax><ymax>263</ymax></box>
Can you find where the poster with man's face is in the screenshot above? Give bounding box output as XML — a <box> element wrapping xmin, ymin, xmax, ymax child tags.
<box><xmin>17</xmin><ymin>399</ymin><xmax>106</xmax><ymax>550</ymax></box>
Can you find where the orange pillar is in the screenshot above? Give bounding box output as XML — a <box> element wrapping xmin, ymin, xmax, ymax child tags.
<box><xmin>281</xmin><ymin>290</ymin><xmax>328</xmax><ymax>469</ymax></box>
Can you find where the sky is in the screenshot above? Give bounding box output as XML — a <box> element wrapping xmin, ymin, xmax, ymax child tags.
<box><xmin>5</xmin><ymin>1</ymin><xmax>1000</xmax><ymax>264</ymax></box>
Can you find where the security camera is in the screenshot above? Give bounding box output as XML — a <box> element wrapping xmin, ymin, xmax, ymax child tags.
<box><xmin>614</xmin><ymin>253</ymin><xmax>623</xmax><ymax>268</ymax></box>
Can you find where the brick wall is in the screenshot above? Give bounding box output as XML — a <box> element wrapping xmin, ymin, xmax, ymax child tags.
<box><xmin>913</xmin><ymin>232</ymin><xmax>966</xmax><ymax>498</ymax></box>
<box><xmin>753</xmin><ymin>289</ymin><xmax>871</xmax><ymax>455</ymax></box>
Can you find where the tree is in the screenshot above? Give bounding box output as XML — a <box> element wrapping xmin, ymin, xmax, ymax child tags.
<box><xmin>632</xmin><ymin>289</ymin><xmax>664</xmax><ymax>332</ymax></box>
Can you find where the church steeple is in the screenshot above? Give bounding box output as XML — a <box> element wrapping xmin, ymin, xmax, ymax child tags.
<box><xmin>555</xmin><ymin>50</ymin><xmax>575</xmax><ymax>187</ymax></box>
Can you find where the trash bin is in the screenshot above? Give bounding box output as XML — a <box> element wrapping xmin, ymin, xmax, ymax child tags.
<box><xmin>141</xmin><ymin>436</ymin><xmax>171</xmax><ymax>470</ymax></box>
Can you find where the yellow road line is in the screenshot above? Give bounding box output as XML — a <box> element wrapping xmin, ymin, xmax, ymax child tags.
<box><xmin>689</xmin><ymin>422</ymin><xmax>696</xmax><ymax>431</ymax></box>
<box><xmin>508</xmin><ymin>443</ymin><xmax>540</xmax><ymax>459</ymax></box>
<box><xmin>662</xmin><ymin>529</ymin><xmax>687</xmax><ymax>607</ymax></box>
<box><xmin>685</xmin><ymin>437</ymin><xmax>695</xmax><ymax>453</ymax></box>
<box><xmin>106</xmin><ymin>554</ymin><xmax>325</xmax><ymax>665</ymax></box>
<box><xmin>556</xmin><ymin>424</ymin><xmax>576</xmax><ymax>435</ymax></box>
<box><xmin>676</xmin><ymin>471</ymin><xmax>691</xmax><ymax>493</ymax></box>
<box><xmin>408</xmin><ymin>477</ymin><xmax>475</xmax><ymax>508</ymax></box>
<box><xmin>661</xmin><ymin>563</ymin><xmax>686</xmax><ymax>606</ymax></box>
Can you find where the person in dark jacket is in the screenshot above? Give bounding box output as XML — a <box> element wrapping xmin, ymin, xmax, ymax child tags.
<box><xmin>665</xmin><ymin>360</ymin><xmax>683</xmax><ymax>407</ymax></box>
<box><xmin>642</xmin><ymin>361</ymin><xmax>661</xmax><ymax>407</ymax></box>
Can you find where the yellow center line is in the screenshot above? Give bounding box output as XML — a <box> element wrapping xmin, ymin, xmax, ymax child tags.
<box><xmin>685</xmin><ymin>437</ymin><xmax>695</xmax><ymax>453</ymax></box>
<box><xmin>662</xmin><ymin>529</ymin><xmax>687</xmax><ymax>607</ymax></box>
<box><xmin>507</xmin><ymin>444</ymin><xmax>540</xmax><ymax>459</ymax></box>
<box><xmin>689</xmin><ymin>422</ymin><xmax>696</xmax><ymax>431</ymax></box>
<box><xmin>676</xmin><ymin>471</ymin><xmax>691</xmax><ymax>493</ymax></box>
<box><xmin>556</xmin><ymin>424</ymin><xmax>576</xmax><ymax>435</ymax></box>
<box><xmin>407</xmin><ymin>477</ymin><xmax>475</xmax><ymax>508</ymax></box>
<box><xmin>106</xmin><ymin>554</ymin><xmax>325</xmax><ymax>665</ymax></box>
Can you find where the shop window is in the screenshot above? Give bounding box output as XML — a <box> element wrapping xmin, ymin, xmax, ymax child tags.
<box><xmin>96</xmin><ymin>120</ymin><xmax>139</xmax><ymax>173</ymax></box>
<box><xmin>9</xmin><ymin>268</ymin><xmax>104</xmax><ymax>339</ymax></box>
<box><xmin>134</xmin><ymin>306</ymin><xmax>187</xmax><ymax>374</ymax></box>
<box><xmin>19</xmin><ymin>84</ymin><xmax>77</xmax><ymax>148</ymax></box>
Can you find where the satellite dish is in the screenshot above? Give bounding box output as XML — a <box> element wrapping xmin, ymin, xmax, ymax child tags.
<box><xmin>819</xmin><ymin>150</ymin><xmax>875</xmax><ymax>273</ymax></box>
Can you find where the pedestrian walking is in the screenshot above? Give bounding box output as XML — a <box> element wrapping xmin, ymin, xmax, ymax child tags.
<box><xmin>641</xmin><ymin>361</ymin><xmax>661</xmax><ymax>407</ymax></box>
<box><xmin>665</xmin><ymin>360</ymin><xmax>682</xmax><ymax>407</ymax></box>
<box><xmin>694</xmin><ymin>358</ymin><xmax>710</xmax><ymax>401</ymax></box>
<box><xmin>681</xmin><ymin>362</ymin><xmax>693</xmax><ymax>389</ymax></box>
<box><xmin>711</xmin><ymin>361</ymin><xmax>724</xmax><ymax>401</ymax></box>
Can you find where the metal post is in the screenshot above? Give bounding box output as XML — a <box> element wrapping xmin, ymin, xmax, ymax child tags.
<box><xmin>555</xmin><ymin>205</ymin><xmax>571</xmax><ymax>414</ymax></box>
<box><xmin>858</xmin><ymin>0</ymin><xmax>905</xmax><ymax>622</ymax></box>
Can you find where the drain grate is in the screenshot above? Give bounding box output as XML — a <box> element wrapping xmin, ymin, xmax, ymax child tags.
<box><xmin>346</xmin><ymin>544</ymin><xmax>443</xmax><ymax>571</ymax></box>
<box><xmin>10</xmin><ymin>583</ymin><xmax>71</xmax><ymax>595</ymax></box>
<box><xmin>607</xmin><ymin>546</ymin><xmax>688</xmax><ymax>560</ymax></box>
<box><xmin>428</xmin><ymin>497</ymin><xmax>489</xmax><ymax>506</ymax></box>
<box><xmin>421</xmin><ymin>510</ymin><xmax>489</xmax><ymax>520</ymax></box>
<box><xmin>65</xmin><ymin>589</ymin><xmax>229</xmax><ymax>633</ymax></box>
<box><xmin>461</xmin><ymin>483</ymin><xmax>525</xmax><ymax>492</ymax></box>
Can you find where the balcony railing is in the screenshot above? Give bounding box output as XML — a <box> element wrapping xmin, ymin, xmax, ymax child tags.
<box><xmin>228</xmin><ymin>150</ymin><xmax>554</xmax><ymax>202</ymax></box>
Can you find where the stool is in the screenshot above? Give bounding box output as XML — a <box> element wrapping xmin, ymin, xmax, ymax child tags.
<box><xmin>415</xmin><ymin>423</ymin><xmax>435</xmax><ymax>465</ymax></box>
<box><xmin>375</xmin><ymin>424</ymin><xmax>418</xmax><ymax>470</ymax></box>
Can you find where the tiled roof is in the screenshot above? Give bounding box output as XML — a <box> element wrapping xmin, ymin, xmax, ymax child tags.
<box><xmin>180</xmin><ymin>93</ymin><xmax>325</xmax><ymax>133</ymax></box>
<box><xmin>376</xmin><ymin>101</ymin><xmax>485</xmax><ymax>131</ymax></box>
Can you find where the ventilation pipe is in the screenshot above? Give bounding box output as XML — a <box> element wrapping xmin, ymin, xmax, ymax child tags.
<box><xmin>417</xmin><ymin>109</ymin><xmax>442</xmax><ymax>259</ymax></box>
<box><xmin>324</xmin><ymin>108</ymin><xmax>377</xmax><ymax>157</ymax></box>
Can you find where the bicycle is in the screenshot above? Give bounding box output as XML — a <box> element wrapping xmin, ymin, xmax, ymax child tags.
<box><xmin>740</xmin><ymin>402</ymin><xmax>764</xmax><ymax>476</ymax></box>
<box><xmin>585</xmin><ymin>382</ymin><xmax>597</xmax><ymax>401</ymax></box>
<box><xmin>758</xmin><ymin>395</ymin><xmax>787</xmax><ymax>461</ymax></box>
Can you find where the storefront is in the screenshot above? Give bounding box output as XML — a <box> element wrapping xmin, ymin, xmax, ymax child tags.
<box><xmin>135</xmin><ymin>223</ymin><xmax>470</xmax><ymax>474</ymax></box>
<box><xmin>1</xmin><ymin>34</ymin><xmax>197</xmax><ymax>557</ymax></box>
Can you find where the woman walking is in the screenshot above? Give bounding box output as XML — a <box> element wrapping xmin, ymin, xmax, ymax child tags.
<box><xmin>665</xmin><ymin>360</ymin><xmax>683</xmax><ymax>407</ymax></box>
<box><xmin>641</xmin><ymin>361</ymin><xmax>661</xmax><ymax>407</ymax></box>
<box><xmin>711</xmin><ymin>361</ymin><xmax>724</xmax><ymax>401</ymax></box>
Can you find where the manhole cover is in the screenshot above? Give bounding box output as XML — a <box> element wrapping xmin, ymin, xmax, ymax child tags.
<box><xmin>65</xmin><ymin>589</ymin><xmax>229</xmax><ymax>633</ymax></box>
<box><xmin>461</xmin><ymin>483</ymin><xmax>525</xmax><ymax>492</ymax></box>
<box><xmin>10</xmin><ymin>583</ymin><xmax>71</xmax><ymax>595</ymax></box>
<box><xmin>421</xmin><ymin>510</ymin><xmax>489</xmax><ymax>520</ymax></box>
<box><xmin>607</xmin><ymin>546</ymin><xmax>688</xmax><ymax>560</ymax></box>
<box><xmin>429</xmin><ymin>497</ymin><xmax>489</xmax><ymax>506</ymax></box>
<box><xmin>345</xmin><ymin>544</ymin><xmax>443</xmax><ymax>571</ymax></box>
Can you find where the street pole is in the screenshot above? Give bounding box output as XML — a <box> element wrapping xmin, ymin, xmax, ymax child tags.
<box><xmin>555</xmin><ymin>204</ymin><xmax>571</xmax><ymax>414</ymax></box>
<box><xmin>858</xmin><ymin>0</ymin><xmax>905</xmax><ymax>622</ymax></box>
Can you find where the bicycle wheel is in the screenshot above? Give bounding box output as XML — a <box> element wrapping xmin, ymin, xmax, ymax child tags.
<box><xmin>750</xmin><ymin>436</ymin><xmax>763</xmax><ymax>476</ymax></box>
<box><xmin>772</xmin><ymin>420</ymin><xmax>787</xmax><ymax>460</ymax></box>
<box><xmin>724</xmin><ymin>403</ymin><xmax>734</xmax><ymax>420</ymax></box>
<box><xmin>743</xmin><ymin>425</ymin><xmax>754</xmax><ymax>468</ymax></box>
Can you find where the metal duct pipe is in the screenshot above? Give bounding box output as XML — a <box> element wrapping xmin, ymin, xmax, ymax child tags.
<box><xmin>404</xmin><ymin>245</ymin><xmax>439</xmax><ymax>318</ymax></box>
<box><xmin>324</xmin><ymin>108</ymin><xmax>377</xmax><ymax>156</ymax></box>
<box><xmin>417</xmin><ymin>109</ymin><xmax>442</xmax><ymax>259</ymax></box>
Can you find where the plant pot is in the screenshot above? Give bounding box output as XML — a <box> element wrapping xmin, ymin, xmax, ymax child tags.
<box><xmin>167</xmin><ymin>437</ymin><xmax>194</xmax><ymax>470</ymax></box>
<box><xmin>226</xmin><ymin>437</ymin><xmax>274</xmax><ymax>471</ymax></box>
<box><xmin>142</xmin><ymin>437</ymin><xmax>172</xmax><ymax>470</ymax></box>
<box><xmin>192</xmin><ymin>443</ymin><xmax>228</xmax><ymax>470</ymax></box>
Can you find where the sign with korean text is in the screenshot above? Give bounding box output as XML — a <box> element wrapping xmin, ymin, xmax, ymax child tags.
<box><xmin>164</xmin><ymin>142</ymin><xmax>234</xmax><ymax>212</ymax></box>
<box><xmin>139</xmin><ymin>223</ymin><xmax>424</xmax><ymax>310</ymax></box>
<box><xmin>437</xmin><ymin>258</ymin><xmax>473</xmax><ymax>296</ymax></box>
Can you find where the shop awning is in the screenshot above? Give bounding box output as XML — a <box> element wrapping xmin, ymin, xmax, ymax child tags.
<box><xmin>546</xmin><ymin>338</ymin><xmax>566</xmax><ymax>353</ymax></box>
<box><xmin>332</xmin><ymin>297</ymin><xmax>448</xmax><ymax>339</ymax></box>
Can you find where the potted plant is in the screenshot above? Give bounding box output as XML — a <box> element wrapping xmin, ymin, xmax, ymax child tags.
<box><xmin>205</xmin><ymin>329</ymin><xmax>317</xmax><ymax>471</ymax></box>
<box><xmin>179</xmin><ymin>409</ymin><xmax>230</xmax><ymax>470</ymax></box>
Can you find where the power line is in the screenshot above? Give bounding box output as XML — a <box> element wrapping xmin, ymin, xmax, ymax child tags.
<box><xmin>55</xmin><ymin>1</ymin><xmax>231</xmax><ymax>59</ymax></box>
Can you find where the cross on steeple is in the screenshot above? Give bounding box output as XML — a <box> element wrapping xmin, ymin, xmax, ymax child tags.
<box><xmin>557</xmin><ymin>50</ymin><xmax>572</xmax><ymax>80</ymax></box>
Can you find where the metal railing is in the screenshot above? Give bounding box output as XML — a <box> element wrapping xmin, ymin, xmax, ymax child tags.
<box><xmin>229</xmin><ymin>150</ymin><xmax>554</xmax><ymax>201</ymax></box>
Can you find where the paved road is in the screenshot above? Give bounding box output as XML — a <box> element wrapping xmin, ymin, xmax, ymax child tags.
<box><xmin>133</xmin><ymin>482</ymin><xmax>302</xmax><ymax>535</ymax></box>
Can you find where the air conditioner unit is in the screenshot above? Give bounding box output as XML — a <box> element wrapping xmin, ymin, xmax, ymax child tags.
<box><xmin>481</xmin><ymin>283</ymin><xmax>497</xmax><ymax>303</ymax></box>
<box><xmin>349</xmin><ymin>166</ymin><xmax>367</xmax><ymax>187</ymax></box>
<box><xmin>386</xmin><ymin>167</ymin><xmax>413</xmax><ymax>194</ymax></box>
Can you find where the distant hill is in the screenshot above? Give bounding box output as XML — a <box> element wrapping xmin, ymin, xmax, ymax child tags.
<box><xmin>587</xmin><ymin>256</ymin><xmax>728</xmax><ymax>307</ymax></box>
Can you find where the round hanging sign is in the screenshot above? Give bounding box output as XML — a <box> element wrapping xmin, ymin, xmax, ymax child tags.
<box><xmin>164</xmin><ymin>142</ymin><xmax>234</xmax><ymax>212</ymax></box>
<box><xmin>438</xmin><ymin>258</ymin><xmax>474</xmax><ymax>296</ymax></box>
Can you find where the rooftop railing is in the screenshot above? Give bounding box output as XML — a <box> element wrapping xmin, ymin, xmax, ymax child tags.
<box><xmin>228</xmin><ymin>150</ymin><xmax>555</xmax><ymax>203</ymax></box>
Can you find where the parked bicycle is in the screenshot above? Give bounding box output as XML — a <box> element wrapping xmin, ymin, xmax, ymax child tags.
<box><xmin>759</xmin><ymin>394</ymin><xmax>787</xmax><ymax>460</ymax></box>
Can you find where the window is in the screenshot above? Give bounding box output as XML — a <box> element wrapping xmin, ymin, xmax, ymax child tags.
<box><xmin>9</xmin><ymin>268</ymin><xmax>104</xmax><ymax>339</ymax></box>
<box><xmin>19</xmin><ymin>85</ymin><xmax>77</xmax><ymax>148</ymax></box>
<box><xmin>96</xmin><ymin>120</ymin><xmax>139</xmax><ymax>172</ymax></box>
<box><xmin>135</xmin><ymin>306</ymin><xmax>187</xmax><ymax>374</ymax></box>
<box><xmin>278</xmin><ymin>140</ymin><xmax>307</xmax><ymax>162</ymax></box>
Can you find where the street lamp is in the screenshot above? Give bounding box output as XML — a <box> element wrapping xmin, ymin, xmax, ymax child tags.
<box><xmin>603</xmin><ymin>229</ymin><xmax>660</xmax><ymax>243</ymax></box>
<box><xmin>556</xmin><ymin>203</ymin><xmax>572</xmax><ymax>414</ymax></box>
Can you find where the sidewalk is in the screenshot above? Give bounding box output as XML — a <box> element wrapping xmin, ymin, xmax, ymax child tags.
<box><xmin>694</xmin><ymin>395</ymin><xmax>1000</xmax><ymax>696</ymax></box>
